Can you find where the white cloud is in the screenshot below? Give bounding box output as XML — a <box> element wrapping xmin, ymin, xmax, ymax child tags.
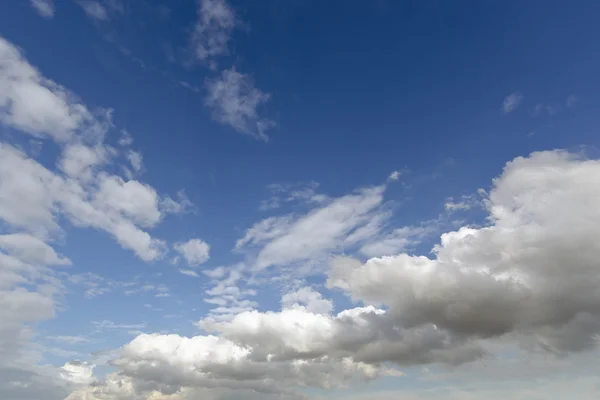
<box><xmin>199</xmin><ymin>267</ymin><xmax>258</xmax><ymax>325</ymax></box>
<box><xmin>179</xmin><ymin>269</ymin><xmax>200</xmax><ymax>278</ymax></box>
<box><xmin>48</xmin><ymin>336</ymin><xmax>90</xmax><ymax>344</ymax></box>
<box><xmin>0</xmin><ymin>233</ymin><xmax>70</xmax><ymax>267</ymax></box>
<box><xmin>444</xmin><ymin>194</ymin><xmax>480</xmax><ymax>213</ymax></box>
<box><xmin>59</xmin><ymin>143</ymin><xmax>110</xmax><ymax>182</ymax></box>
<box><xmin>60</xmin><ymin>361</ymin><xmax>95</xmax><ymax>385</ymax></box>
<box><xmin>174</xmin><ymin>239</ymin><xmax>210</xmax><ymax>266</ymax></box>
<box><xmin>60</xmin><ymin>148</ymin><xmax>600</xmax><ymax>400</ymax></box>
<box><xmin>76</xmin><ymin>0</ymin><xmax>109</xmax><ymax>21</ymax></box>
<box><xmin>204</xmin><ymin>67</ymin><xmax>275</xmax><ymax>141</ymax></box>
<box><xmin>118</xmin><ymin>129</ymin><xmax>133</xmax><ymax>146</ymax></box>
<box><xmin>359</xmin><ymin>221</ymin><xmax>439</xmax><ymax>257</ymax></box>
<box><xmin>387</xmin><ymin>170</ymin><xmax>402</xmax><ymax>181</ymax></box>
<box><xmin>92</xmin><ymin>320</ymin><xmax>147</xmax><ymax>331</ymax></box>
<box><xmin>503</xmin><ymin>92</ymin><xmax>523</xmax><ymax>113</ymax></box>
<box><xmin>160</xmin><ymin>190</ymin><xmax>193</xmax><ymax>215</ymax></box>
<box><xmin>191</xmin><ymin>0</ymin><xmax>236</xmax><ymax>62</ymax></box>
<box><xmin>127</xmin><ymin>150</ymin><xmax>143</xmax><ymax>173</ymax></box>
<box><xmin>71</xmin><ymin>327</ymin><xmax>396</xmax><ymax>399</ymax></box>
<box><xmin>328</xmin><ymin>150</ymin><xmax>600</xmax><ymax>354</ymax></box>
<box><xmin>0</xmin><ymin>37</ymin><xmax>95</xmax><ymax>142</ymax></box>
<box><xmin>237</xmin><ymin>185</ymin><xmax>388</xmax><ymax>271</ymax></box>
<box><xmin>0</xmin><ymin>35</ymin><xmax>194</xmax><ymax>400</ymax></box>
<box><xmin>0</xmin><ymin>144</ymin><xmax>62</xmax><ymax>238</ymax></box>
<box><xmin>259</xmin><ymin>181</ymin><xmax>328</xmax><ymax>211</ymax></box>
<box><xmin>30</xmin><ymin>0</ymin><xmax>55</xmax><ymax>18</ymax></box>
<box><xmin>282</xmin><ymin>287</ymin><xmax>333</xmax><ymax>315</ymax></box>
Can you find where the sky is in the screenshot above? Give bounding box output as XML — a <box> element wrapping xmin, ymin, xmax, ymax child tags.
<box><xmin>1</xmin><ymin>0</ymin><xmax>600</xmax><ymax>399</ymax></box>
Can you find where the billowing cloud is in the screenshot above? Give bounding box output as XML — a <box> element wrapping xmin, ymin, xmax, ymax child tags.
<box><xmin>329</xmin><ymin>150</ymin><xmax>600</xmax><ymax>353</ymax></box>
<box><xmin>63</xmin><ymin>148</ymin><xmax>600</xmax><ymax>399</ymax></box>
<box><xmin>281</xmin><ymin>287</ymin><xmax>333</xmax><ymax>315</ymax></box>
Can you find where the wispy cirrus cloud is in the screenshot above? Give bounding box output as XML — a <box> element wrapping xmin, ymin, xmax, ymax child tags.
<box><xmin>204</xmin><ymin>67</ymin><xmax>275</xmax><ymax>141</ymax></box>
<box><xmin>30</xmin><ymin>0</ymin><xmax>55</xmax><ymax>18</ymax></box>
<box><xmin>191</xmin><ymin>0</ymin><xmax>236</xmax><ymax>64</ymax></box>
<box><xmin>503</xmin><ymin>92</ymin><xmax>524</xmax><ymax>113</ymax></box>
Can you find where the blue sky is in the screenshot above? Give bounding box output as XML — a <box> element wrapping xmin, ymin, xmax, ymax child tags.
<box><xmin>1</xmin><ymin>1</ymin><xmax>600</xmax><ymax>399</ymax></box>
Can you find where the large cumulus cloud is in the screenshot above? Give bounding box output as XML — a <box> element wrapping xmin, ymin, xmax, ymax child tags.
<box><xmin>328</xmin><ymin>150</ymin><xmax>600</xmax><ymax>353</ymax></box>
<box><xmin>71</xmin><ymin>149</ymin><xmax>600</xmax><ymax>399</ymax></box>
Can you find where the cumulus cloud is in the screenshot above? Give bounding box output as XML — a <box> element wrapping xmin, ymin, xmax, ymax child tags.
<box><xmin>60</xmin><ymin>149</ymin><xmax>600</xmax><ymax>399</ymax></box>
<box><xmin>75</xmin><ymin>324</ymin><xmax>399</xmax><ymax>399</ymax></box>
<box><xmin>204</xmin><ymin>67</ymin><xmax>275</xmax><ymax>141</ymax></box>
<box><xmin>0</xmin><ymin>142</ymin><xmax>166</xmax><ymax>262</ymax></box>
<box><xmin>281</xmin><ymin>287</ymin><xmax>334</xmax><ymax>315</ymax></box>
<box><xmin>30</xmin><ymin>0</ymin><xmax>55</xmax><ymax>18</ymax></box>
<box><xmin>329</xmin><ymin>150</ymin><xmax>600</xmax><ymax>354</ymax></box>
<box><xmin>503</xmin><ymin>92</ymin><xmax>523</xmax><ymax>113</ymax></box>
<box><xmin>60</xmin><ymin>361</ymin><xmax>95</xmax><ymax>385</ymax></box>
<box><xmin>0</xmin><ymin>35</ymin><xmax>188</xmax><ymax>400</ymax></box>
<box><xmin>174</xmin><ymin>239</ymin><xmax>210</xmax><ymax>266</ymax></box>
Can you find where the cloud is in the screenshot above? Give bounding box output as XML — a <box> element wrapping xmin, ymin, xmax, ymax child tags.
<box><xmin>191</xmin><ymin>0</ymin><xmax>236</xmax><ymax>62</ymax></box>
<box><xmin>30</xmin><ymin>0</ymin><xmax>55</xmax><ymax>18</ymax></box>
<box><xmin>237</xmin><ymin>185</ymin><xmax>388</xmax><ymax>271</ymax></box>
<box><xmin>48</xmin><ymin>336</ymin><xmax>91</xmax><ymax>344</ymax></box>
<box><xmin>118</xmin><ymin>129</ymin><xmax>133</xmax><ymax>146</ymax></box>
<box><xmin>61</xmin><ymin>148</ymin><xmax>600</xmax><ymax>399</ymax></box>
<box><xmin>259</xmin><ymin>181</ymin><xmax>328</xmax><ymax>211</ymax></box>
<box><xmin>328</xmin><ymin>150</ymin><xmax>600</xmax><ymax>354</ymax></box>
<box><xmin>92</xmin><ymin>320</ymin><xmax>147</xmax><ymax>331</ymax></box>
<box><xmin>179</xmin><ymin>269</ymin><xmax>200</xmax><ymax>278</ymax></box>
<box><xmin>59</xmin><ymin>143</ymin><xmax>110</xmax><ymax>182</ymax></box>
<box><xmin>71</xmin><ymin>327</ymin><xmax>397</xmax><ymax>399</ymax></box>
<box><xmin>0</xmin><ymin>37</ymin><xmax>96</xmax><ymax>142</ymax></box>
<box><xmin>0</xmin><ymin>143</ymin><xmax>166</xmax><ymax>261</ymax></box>
<box><xmin>503</xmin><ymin>92</ymin><xmax>523</xmax><ymax>113</ymax></box>
<box><xmin>204</xmin><ymin>67</ymin><xmax>275</xmax><ymax>141</ymax></box>
<box><xmin>387</xmin><ymin>170</ymin><xmax>402</xmax><ymax>181</ymax></box>
<box><xmin>174</xmin><ymin>239</ymin><xmax>210</xmax><ymax>266</ymax></box>
<box><xmin>76</xmin><ymin>1</ymin><xmax>108</xmax><ymax>21</ymax></box>
<box><xmin>444</xmin><ymin>193</ymin><xmax>480</xmax><ymax>213</ymax></box>
<box><xmin>127</xmin><ymin>150</ymin><xmax>143</xmax><ymax>173</ymax></box>
<box><xmin>566</xmin><ymin>94</ymin><xmax>578</xmax><ymax>108</ymax></box>
<box><xmin>281</xmin><ymin>287</ymin><xmax>334</xmax><ymax>315</ymax></box>
<box><xmin>60</xmin><ymin>361</ymin><xmax>95</xmax><ymax>385</ymax></box>
<box><xmin>0</xmin><ymin>34</ymin><xmax>191</xmax><ymax>400</ymax></box>
<box><xmin>358</xmin><ymin>220</ymin><xmax>440</xmax><ymax>258</ymax></box>
<box><xmin>161</xmin><ymin>190</ymin><xmax>194</xmax><ymax>215</ymax></box>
